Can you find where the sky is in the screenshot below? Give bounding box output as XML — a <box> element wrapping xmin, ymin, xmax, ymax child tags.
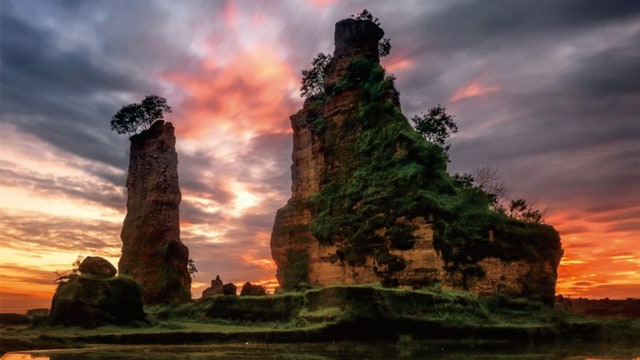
<box><xmin>1</xmin><ymin>0</ymin><xmax>639</xmax><ymax>313</ymax></box>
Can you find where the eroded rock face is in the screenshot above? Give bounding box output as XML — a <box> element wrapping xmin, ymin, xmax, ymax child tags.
<box><xmin>79</xmin><ymin>256</ymin><xmax>117</xmax><ymax>278</ymax></box>
<box><xmin>118</xmin><ymin>120</ymin><xmax>191</xmax><ymax>304</ymax></box>
<box><xmin>270</xmin><ymin>18</ymin><xmax>562</xmax><ymax>304</ymax></box>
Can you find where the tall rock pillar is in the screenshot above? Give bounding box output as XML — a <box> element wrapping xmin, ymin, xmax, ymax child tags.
<box><xmin>270</xmin><ymin>17</ymin><xmax>561</xmax><ymax>304</ymax></box>
<box><xmin>118</xmin><ymin>120</ymin><xmax>191</xmax><ymax>303</ymax></box>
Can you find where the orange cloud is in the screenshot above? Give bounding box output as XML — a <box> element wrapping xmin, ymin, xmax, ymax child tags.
<box><xmin>384</xmin><ymin>57</ymin><xmax>414</xmax><ymax>74</ymax></box>
<box><xmin>164</xmin><ymin>45</ymin><xmax>299</xmax><ymax>139</ymax></box>
<box><xmin>548</xmin><ymin>203</ymin><xmax>640</xmax><ymax>299</ymax></box>
<box><xmin>450</xmin><ymin>77</ymin><xmax>500</xmax><ymax>102</ymax></box>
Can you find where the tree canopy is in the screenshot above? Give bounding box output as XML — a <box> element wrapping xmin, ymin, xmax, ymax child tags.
<box><xmin>411</xmin><ymin>104</ymin><xmax>458</xmax><ymax>155</ymax></box>
<box><xmin>300</xmin><ymin>53</ymin><xmax>333</xmax><ymax>99</ymax></box>
<box><xmin>110</xmin><ymin>95</ymin><xmax>172</xmax><ymax>136</ymax></box>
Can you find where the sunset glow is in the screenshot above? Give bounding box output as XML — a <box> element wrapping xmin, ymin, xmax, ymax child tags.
<box><xmin>1</xmin><ymin>1</ymin><xmax>638</xmax><ymax>314</ymax></box>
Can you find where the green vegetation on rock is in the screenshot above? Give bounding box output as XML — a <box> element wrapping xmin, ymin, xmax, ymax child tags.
<box><xmin>305</xmin><ymin>55</ymin><xmax>561</xmax><ymax>296</ymax></box>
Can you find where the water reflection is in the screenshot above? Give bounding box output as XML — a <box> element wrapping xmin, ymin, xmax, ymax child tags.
<box><xmin>2</xmin><ymin>343</ymin><xmax>640</xmax><ymax>360</ymax></box>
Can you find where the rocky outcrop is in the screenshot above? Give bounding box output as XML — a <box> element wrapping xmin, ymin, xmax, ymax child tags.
<box><xmin>49</xmin><ymin>274</ymin><xmax>144</xmax><ymax>328</ymax></box>
<box><xmin>79</xmin><ymin>256</ymin><xmax>117</xmax><ymax>278</ymax></box>
<box><xmin>240</xmin><ymin>282</ymin><xmax>266</xmax><ymax>296</ymax></box>
<box><xmin>223</xmin><ymin>283</ymin><xmax>238</xmax><ymax>296</ymax></box>
<box><xmin>201</xmin><ymin>275</ymin><xmax>224</xmax><ymax>298</ymax></box>
<box><xmin>271</xmin><ymin>18</ymin><xmax>562</xmax><ymax>304</ymax></box>
<box><xmin>118</xmin><ymin>120</ymin><xmax>191</xmax><ymax>304</ymax></box>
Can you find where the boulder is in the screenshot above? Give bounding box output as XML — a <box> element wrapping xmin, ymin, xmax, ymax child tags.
<box><xmin>240</xmin><ymin>282</ymin><xmax>266</xmax><ymax>296</ymax></box>
<box><xmin>79</xmin><ymin>256</ymin><xmax>117</xmax><ymax>278</ymax></box>
<box><xmin>222</xmin><ymin>283</ymin><xmax>237</xmax><ymax>296</ymax></box>
<box><xmin>49</xmin><ymin>275</ymin><xmax>145</xmax><ymax>328</ymax></box>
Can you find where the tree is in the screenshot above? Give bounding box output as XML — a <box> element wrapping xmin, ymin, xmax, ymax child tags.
<box><xmin>54</xmin><ymin>255</ymin><xmax>83</xmax><ymax>283</ymax></box>
<box><xmin>472</xmin><ymin>166</ymin><xmax>509</xmax><ymax>212</ymax></box>
<box><xmin>110</xmin><ymin>95</ymin><xmax>172</xmax><ymax>136</ymax></box>
<box><xmin>300</xmin><ymin>53</ymin><xmax>332</xmax><ymax>99</ymax></box>
<box><xmin>187</xmin><ymin>259</ymin><xmax>198</xmax><ymax>278</ymax></box>
<box><xmin>350</xmin><ymin>9</ymin><xmax>391</xmax><ymax>57</ymax></box>
<box><xmin>452</xmin><ymin>168</ymin><xmax>545</xmax><ymax>223</ymax></box>
<box><xmin>351</xmin><ymin>9</ymin><xmax>380</xmax><ymax>25</ymax></box>
<box><xmin>411</xmin><ymin>104</ymin><xmax>458</xmax><ymax>154</ymax></box>
<box><xmin>506</xmin><ymin>198</ymin><xmax>545</xmax><ymax>223</ymax></box>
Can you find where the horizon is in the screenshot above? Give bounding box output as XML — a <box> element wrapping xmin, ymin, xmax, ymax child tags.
<box><xmin>1</xmin><ymin>0</ymin><xmax>639</xmax><ymax>314</ymax></box>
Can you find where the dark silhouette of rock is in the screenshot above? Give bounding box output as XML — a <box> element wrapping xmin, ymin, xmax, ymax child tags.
<box><xmin>270</xmin><ymin>16</ymin><xmax>561</xmax><ymax>304</ymax></box>
<box><xmin>240</xmin><ymin>282</ymin><xmax>266</xmax><ymax>296</ymax></box>
<box><xmin>201</xmin><ymin>275</ymin><xmax>224</xmax><ymax>298</ymax></box>
<box><xmin>26</xmin><ymin>308</ymin><xmax>49</xmax><ymax>318</ymax></box>
<box><xmin>222</xmin><ymin>283</ymin><xmax>237</xmax><ymax>296</ymax></box>
<box><xmin>0</xmin><ymin>313</ymin><xmax>30</xmax><ymax>325</ymax></box>
<box><xmin>118</xmin><ymin>120</ymin><xmax>191</xmax><ymax>304</ymax></box>
<box><xmin>49</xmin><ymin>275</ymin><xmax>144</xmax><ymax>328</ymax></box>
<box><xmin>79</xmin><ymin>256</ymin><xmax>117</xmax><ymax>278</ymax></box>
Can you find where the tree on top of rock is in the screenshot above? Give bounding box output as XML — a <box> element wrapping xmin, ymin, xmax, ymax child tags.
<box><xmin>350</xmin><ymin>9</ymin><xmax>391</xmax><ymax>57</ymax></box>
<box><xmin>110</xmin><ymin>95</ymin><xmax>172</xmax><ymax>136</ymax></box>
<box><xmin>300</xmin><ymin>10</ymin><xmax>391</xmax><ymax>99</ymax></box>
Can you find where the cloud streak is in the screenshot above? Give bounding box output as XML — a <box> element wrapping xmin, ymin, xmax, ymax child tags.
<box><xmin>1</xmin><ymin>0</ymin><xmax>639</xmax><ymax>311</ymax></box>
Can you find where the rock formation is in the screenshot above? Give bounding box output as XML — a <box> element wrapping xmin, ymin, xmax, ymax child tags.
<box><xmin>201</xmin><ymin>275</ymin><xmax>224</xmax><ymax>298</ymax></box>
<box><xmin>118</xmin><ymin>120</ymin><xmax>191</xmax><ymax>304</ymax></box>
<box><xmin>79</xmin><ymin>256</ymin><xmax>117</xmax><ymax>278</ymax></box>
<box><xmin>49</xmin><ymin>271</ymin><xmax>144</xmax><ymax>328</ymax></box>
<box><xmin>240</xmin><ymin>282</ymin><xmax>267</xmax><ymax>296</ymax></box>
<box><xmin>271</xmin><ymin>18</ymin><xmax>562</xmax><ymax>304</ymax></box>
<box><xmin>222</xmin><ymin>283</ymin><xmax>238</xmax><ymax>296</ymax></box>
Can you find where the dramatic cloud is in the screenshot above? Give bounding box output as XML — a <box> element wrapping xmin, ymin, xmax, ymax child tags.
<box><xmin>1</xmin><ymin>0</ymin><xmax>639</xmax><ymax>312</ymax></box>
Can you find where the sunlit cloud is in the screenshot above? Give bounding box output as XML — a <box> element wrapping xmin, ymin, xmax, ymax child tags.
<box><xmin>550</xmin><ymin>202</ymin><xmax>640</xmax><ymax>299</ymax></box>
<box><xmin>450</xmin><ymin>77</ymin><xmax>500</xmax><ymax>103</ymax></box>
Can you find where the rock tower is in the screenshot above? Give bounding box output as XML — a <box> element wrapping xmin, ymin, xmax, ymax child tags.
<box><xmin>271</xmin><ymin>18</ymin><xmax>562</xmax><ymax>304</ymax></box>
<box><xmin>119</xmin><ymin>120</ymin><xmax>191</xmax><ymax>303</ymax></box>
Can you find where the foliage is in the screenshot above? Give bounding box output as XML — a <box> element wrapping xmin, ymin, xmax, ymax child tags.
<box><xmin>54</xmin><ymin>255</ymin><xmax>83</xmax><ymax>283</ymax></box>
<box><xmin>350</xmin><ymin>9</ymin><xmax>380</xmax><ymax>25</ymax></box>
<box><xmin>300</xmin><ymin>53</ymin><xmax>332</xmax><ymax>99</ymax></box>
<box><xmin>410</xmin><ymin>105</ymin><xmax>458</xmax><ymax>156</ymax></box>
<box><xmin>350</xmin><ymin>9</ymin><xmax>392</xmax><ymax>58</ymax></box>
<box><xmin>281</xmin><ymin>249</ymin><xmax>310</xmax><ymax>291</ymax></box>
<box><xmin>452</xmin><ymin>167</ymin><xmax>545</xmax><ymax>224</ymax></box>
<box><xmin>110</xmin><ymin>95</ymin><xmax>172</xmax><ymax>136</ymax></box>
<box><xmin>506</xmin><ymin>198</ymin><xmax>545</xmax><ymax>223</ymax></box>
<box><xmin>309</xmin><ymin>57</ymin><xmax>452</xmax><ymax>268</ymax></box>
<box><xmin>378</xmin><ymin>37</ymin><xmax>391</xmax><ymax>57</ymax></box>
<box><xmin>187</xmin><ymin>259</ymin><xmax>198</xmax><ymax>278</ymax></box>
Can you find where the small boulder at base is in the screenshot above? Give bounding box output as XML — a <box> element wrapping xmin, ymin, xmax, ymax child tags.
<box><xmin>79</xmin><ymin>256</ymin><xmax>117</xmax><ymax>278</ymax></box>
<box><xmin>240</xmin><ymin>282</ymin><xmax>266</xmax><ymax>296</ymax></box>
<box><xmin>201</xmin><ymin>275</ymin><xmax>224</xmax><ymax>298</ymax></box>
<box><xmin>222</xmin><ymin>283</ymin><xmax>237</xmax><ymax>296</ymax></box>
<box><xmin>49</xmin><ymin>275</ymin><xmax>144</xmax><ymax>328</ymax></box>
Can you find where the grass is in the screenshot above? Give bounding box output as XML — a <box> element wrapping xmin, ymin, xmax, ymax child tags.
<box><xmin>2</xmin><ymin>285</ymin><xmax>639</xmax><ymax>355</ymax></box>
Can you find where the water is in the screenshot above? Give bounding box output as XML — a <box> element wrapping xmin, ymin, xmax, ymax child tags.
<box><xmin>3</xmin><ymin>342</ymin><xmax>640</xmax><ymax>360</ymax></box>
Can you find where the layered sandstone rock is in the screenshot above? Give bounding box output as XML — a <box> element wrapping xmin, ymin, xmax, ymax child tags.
<box><xmin>118</xmin><ymin>120</ymin><xmax>191</xmax><ymax>304</ymax></box>
<box><xmin>271</xmin><ymin>18</ymin><xmax>562</xmax><ymax>304</ymax></box>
